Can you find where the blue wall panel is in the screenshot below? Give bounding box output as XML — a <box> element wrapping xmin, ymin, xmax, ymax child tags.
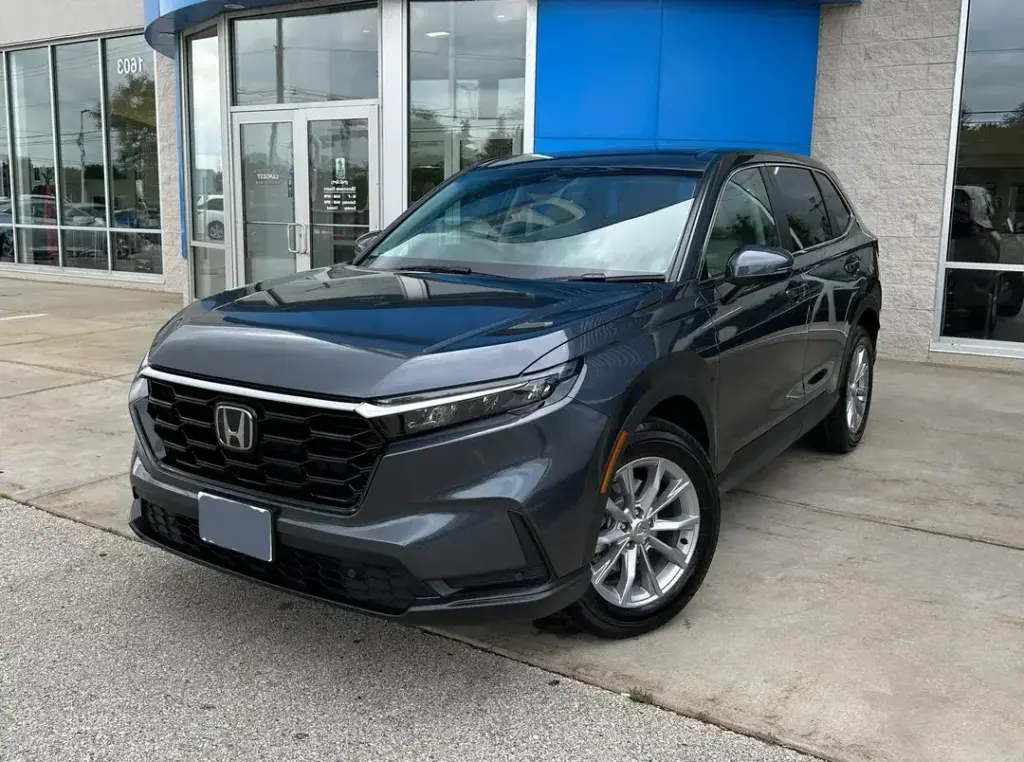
<box><xmin>534</xmin><ymin>0</ymin><xmax>822</xmax><ymax>157</ymax></box>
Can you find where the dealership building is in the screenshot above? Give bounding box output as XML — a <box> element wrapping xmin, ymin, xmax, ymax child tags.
<box><xmin>0</xmin><ymin>0</ymin><xmax>1021</xmax><ymax>365</ymax></box>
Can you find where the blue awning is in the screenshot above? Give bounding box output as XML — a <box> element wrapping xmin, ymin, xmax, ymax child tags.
<box><xmin>145</xmin><ymin>0</ymin><xmax>858</xmax><ymax>57</ymax></box>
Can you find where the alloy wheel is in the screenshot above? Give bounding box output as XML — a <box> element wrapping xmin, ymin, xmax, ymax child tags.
<box><xmin>591</xmin><ymin>457</ymin><xmax>701</xmax><ymax>610</ymax></box>
<box><xmin>846</xmin><ymin>344</ymin><xmax>870</xmax><ymax>434</ymax></box>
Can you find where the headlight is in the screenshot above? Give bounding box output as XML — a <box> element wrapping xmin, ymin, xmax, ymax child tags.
<box><xmin>128</xmin><ymin>352</ymin><xmax>150</xmax><ymax>405</ymax></box>
<box><xmin>128</xmin><ymin>375</ymin><xmax>149</xmax><ymax>405</ymax></box>
<box><xmin>365</xmin><ymin>360</ymin><xmax>582</xmax><ymax>436</ymax></box>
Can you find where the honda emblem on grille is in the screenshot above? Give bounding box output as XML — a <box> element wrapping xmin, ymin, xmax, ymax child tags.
<box><xmin>214</xmin><ymin>403</ymin><xmax>256</xmax><ymax>452</ymax></box>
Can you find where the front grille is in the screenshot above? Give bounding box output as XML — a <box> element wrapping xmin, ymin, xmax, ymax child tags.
<box><xmin>145</xmin><ymin>377</ymin><xmax>384</xmax><ymax>513</ymax></box>
<box><xmin>140</xmin><ymin>501</ymin><xmax>431</xmax><ymax>614</ymax></box>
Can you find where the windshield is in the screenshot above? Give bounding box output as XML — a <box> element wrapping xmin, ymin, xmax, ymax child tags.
<box><xmin>363</xmin><ymin>165</ymin><xmax>700</xmax><ymax>279</ymax></box>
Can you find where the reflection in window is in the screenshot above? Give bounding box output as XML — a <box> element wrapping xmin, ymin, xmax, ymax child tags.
<box><xmin>17</xmin><ymin>227</ymin><xmax>59</xmax><ymax>267</ymax></box>
<box><xmin>372</xmin><ymin>168</ymin><xmax>697</xmax><ymax>277</ymax></box>
<box><xmin>105</xmin><ymin>37</ymin><xmax>160</xmax><ymax>230</ymax></box>
<box><xmin>704</xmin><ymin>169</ymin><xmax>779</xmax><ymax>280</ymax></box>
<box><xmin>105</xmin><ymin>36</ymin><xmax>161</xmax><ymax>273</ymax></box>
<box><xmin>189</xmin><ymin>29</ymin><xmax>224</xmax><ymax>247</ymax></box>
<box><xmin>10</xmin><ymin>48</ymin><xmax>57</xmax><ymax>233</ymax></box>
<box><xmin>55</xmin><ymin>42</ymin><xmax>107</xmax><ymax>224</ymax></box>
<box><xmin>409</xmin><ymin>0</ymin><xmax>526</xmax><ymax>203</ymax></box>
<box><xmin>941</xmin><ymin>0</ymin><xmax>1024</xmax><ymax>343</ymax></box>
<box><xmin>193</xmin><ymin>245</ymin><xmax>226</xmax><ymax>298</ymax></box>
<box><xmin>187</xmin><ymin>28</ymin><xmax>226</xmax><ymax>297</ymax></box>
<box><xmin>770</xmin><ymin>166</ymin><xmax>832</xmax><ymax>250</ymax></box>
<box><xmin>1</xmin><ymin>58</ymin><xmax>11</xmax><ymax>263</ymax></box>
<box><xmin>233</xmin><ymin>4</ymin><xmax>378</xmax><ymax>106</ymax></box>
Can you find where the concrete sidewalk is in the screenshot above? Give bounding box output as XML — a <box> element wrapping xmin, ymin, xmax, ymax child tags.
<box><xmin>2</xmin><ymin>277</ymin><xmax>1023</xmax><ymax>762</ymax></box>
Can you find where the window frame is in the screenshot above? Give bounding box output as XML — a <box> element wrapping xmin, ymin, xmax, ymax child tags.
<box><xmin>813</xmin><ymin>169</ymin><xmax>854</xmax><ymax>240</ymax></box>
<box><xmin>697</xmin><ymin>163</ymin><xmax>784</xmax><ymax>285</ymax></box>
<box><xmin>763</xmin><ymin>163</ymin><xmax>856</xmax><ymax>256</ymax></box>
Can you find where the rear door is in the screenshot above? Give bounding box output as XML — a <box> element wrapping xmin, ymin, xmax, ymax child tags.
<box><xmin>701</xmin><ymin>166</ymin><xmax>810</xmax><ymax>480</ymax></box>
<box><xmin>763</xmin><ymin>165</ymin><xmax>866</xmax><ymax>417</ymax></box>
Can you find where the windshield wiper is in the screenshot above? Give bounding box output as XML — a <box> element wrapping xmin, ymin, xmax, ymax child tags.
<box><xmin>559</xmin><ymin>273</ymin><xmax>666</xmax><ymax>283</ymax></box>
<box><xmin>394</xmin><ymin>264</ymin><xmax>474</xmax><ymax>275</ymax></box>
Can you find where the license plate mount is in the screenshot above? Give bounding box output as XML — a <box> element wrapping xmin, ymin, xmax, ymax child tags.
<box><xmin>197</xmin><ymin>492</ymin><xmax>274</xmax><ymax>562</ymax></box>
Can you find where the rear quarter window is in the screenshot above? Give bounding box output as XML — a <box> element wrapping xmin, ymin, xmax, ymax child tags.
<box><xmin>816</xmin><ymin>172</ymin><xmax>852</xmax><ymax>235</ymax></box>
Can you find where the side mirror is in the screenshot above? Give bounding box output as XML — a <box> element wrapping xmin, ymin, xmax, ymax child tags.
<box><xmin>354</xmin><ymin>229</ymin><xmax>382</xmax><ymax>256</ymax></box>
<box><xmin>725</xmin><ymin>245</ymin><xmax>794</xmax><ymax>287</ymax></box>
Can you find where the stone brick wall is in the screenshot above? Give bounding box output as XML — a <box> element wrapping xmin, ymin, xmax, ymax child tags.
<box><xmin>812</xmin><ymin>0</ymin><xmax>962</xmax><ymax>360</ymax></box>
<box><xmin>155</xmin><ymin>53</ymin><xmax>188</xmax><ymax>302</ymax></box>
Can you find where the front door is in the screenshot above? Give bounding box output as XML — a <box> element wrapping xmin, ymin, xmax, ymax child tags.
<box><xmin>232</xmin><ymin>105</ymin><xmax>379</xmax><ymax>283</ymax></box>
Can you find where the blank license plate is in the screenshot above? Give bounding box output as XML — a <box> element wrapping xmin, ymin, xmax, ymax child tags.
<box><xmin>198</xmin><ymin>492</ymin><xmax>274</xmax><ymax>562</ymax></box>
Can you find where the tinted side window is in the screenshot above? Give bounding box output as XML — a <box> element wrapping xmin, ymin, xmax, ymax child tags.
<box><xmin>703</xmin><ymin>168</ymin><xmax>780</xmax><ymax>280</ymax></box>
<box><xmin>816</xmin><ymin>172</ymin><xmax>851</xmax><ymax>235</ymax></box>
<box><xmin>770</xmin><ymin>166</ymin><xmax>832</xmax><ymax>251</ymax></box>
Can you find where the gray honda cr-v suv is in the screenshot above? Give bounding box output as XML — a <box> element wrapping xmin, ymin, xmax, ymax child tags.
<box><xmin>128</xmin><ymin>149</ymin><xmax>881</xmax><ymax>638</ymax></box>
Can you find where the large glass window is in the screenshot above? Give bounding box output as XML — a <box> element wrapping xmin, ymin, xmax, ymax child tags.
<box><xmin>55</xmin><ymin>41</ymin><xmax>108</xmax><ymax>271</ymax></box>
<box><xmin>940</xmin><ymin>0</ymin><xmax>1024</xmax><ymax>345</ymax></box>
<box><xmin>0</xmin><ymin>35</ymin><xmax>161</xmax><ymax>274</ymax></box>
<box><xmin>105</xmin><ymin>35</ymin><xmax>161</xmax><ymax>275</ymax></box>
<box><xmin>0</xmin><ymin>57</ymin><xmax>12</xmax><ymax>264</ymax></box>
<box><xmin>187</xmin><ymin>28</ymin><xmax>226</xmax><ymax>297</ymax></box>
<box><xmin>9</xmin><ymin>48</ymin><xmax>58</xmax><ymax>266</ymax></box>
<box><xmin>232</xmin><ymin>4</ymin><xmax>379</xmax><ymax>106</ymax></box>
<box><xmin>408</xmin><ymin>0</ymin><xmax>527</xmax><ymax>203</ymax></box>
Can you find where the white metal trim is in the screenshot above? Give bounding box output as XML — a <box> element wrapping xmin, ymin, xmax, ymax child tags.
<box><xmin>930</xmin><ymin>339</ymin><xmax>1024</xmax><ymax>361</ymax></box>
<box><xmin>179</xmin><ymin>31</ymin><xmax>196</xmax><ymax>301</ymax></box>
<box><xmin>228</xmin><ymin>98</ymin><xmax>381</xmax><ymax>114</ymax></box>
<box><xmin>943</xmin><ymin>261</ymin><xmax>1024</xmax><ymax>273</ymax></box>
<box><xmin>380</xmin><ymin>0</ymin><xmax>408</xmax><ymax>225</ymax></box>
<box><xmin>47</xmin><ymin>45</ymin><xmax>64</xmax><ymax>268</ymax></box>
<box><xmin>0</xmin><ymin>261</ymin><xmax>164</xmax><ymax>283</ymax></box>
<box><xmin>97</xmin><ymin>38</ymin><xmax>114</xmax><ymax>270</ymax></box>
<box><xmin>142</xmin><ymin>367</ymin><xmax>364</xmax><ymax>411</ymax></box>
<box><xmin>932</xmin><ymin>0</ymin><xmax>973</xmax><ymax>343</ymax></box>
<box><xmin>2</xmin><ymin>51</ymin><xmax>19</xmax><ymax>263</ymax></box>
<box><xmin>139</xmin><ymin>365</ymin><xmax>537</xmax><ymax>419</ymax></box>
<box><xmin>218</xmin><ymin>14</ymin><xmax>238</xmax><ymax>290</ymax></box>
<box><xmin>0</xmin><ymin>27</ymin><xmax>143</xmax><ymax>53</ymax></box>
<box><xmin>523</xmin><ymin>0</ymin><xmax>537</xmax><ymax>153</ymax></box>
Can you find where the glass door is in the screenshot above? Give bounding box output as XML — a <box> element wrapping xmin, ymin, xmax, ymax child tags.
<box><xmin>303</xmin><ymin>105</ymin><xmax>380</xmax><ymax>270</ymax></box>
<box><xmin>233</xmin><ymin>113</ymin><xmax>303</xmax><ymax>282</ymax></box>
<box><xmin>232</xmin><ymin>105</ymin><xmax>379</xmax><ymax>283</ymax></box>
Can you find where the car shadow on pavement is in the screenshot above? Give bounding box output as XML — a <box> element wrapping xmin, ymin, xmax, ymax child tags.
<box><xmin>133</xmin><ymin>551</ymin><xmax>537</xmax><ymax>715</ymax></box>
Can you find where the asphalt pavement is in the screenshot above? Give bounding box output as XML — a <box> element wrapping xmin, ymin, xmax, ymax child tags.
<box><xmin>0</xmin><ymin>499</ymin><xmax>811</xmax><ymax>762</ymax></box>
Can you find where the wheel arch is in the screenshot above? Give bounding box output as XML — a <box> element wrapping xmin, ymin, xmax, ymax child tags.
<box><xmin>607</xmin><ymin>353</ymin><xmax>718</xmax><ymax>474</ymax></box>
<box><xmin>851</xmin><ymin>285</ymin><xmax>882</xmax><ymax>350</ymax></box>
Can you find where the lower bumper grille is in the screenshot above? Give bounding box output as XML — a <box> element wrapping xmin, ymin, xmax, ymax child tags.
<box><xmin>140</xmin><ymin>501</ymin><xmax>431</xmax><ymax>615</ymax></box>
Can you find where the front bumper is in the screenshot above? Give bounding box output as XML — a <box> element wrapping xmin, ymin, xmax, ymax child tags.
<box><xmin>128</xmin><ymin>393</ymin><xmax>612</xmax><ymax>625</ymax></box>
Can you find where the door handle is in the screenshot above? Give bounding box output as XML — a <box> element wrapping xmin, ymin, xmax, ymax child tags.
<box><xmin>286</xmin><ymin>223</ymin><xmax>298</xmax><ymax>254</ymax></box>
<box><xmin>844</xmin><ymin>255</ymin><xmax>862</xmax><ymax>275</ymax></box>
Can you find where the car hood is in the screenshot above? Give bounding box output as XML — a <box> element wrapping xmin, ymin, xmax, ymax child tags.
<box><xmin>148</xmin><ymin>265</ymin><xmax>659</xmax><ymax>399</ymax></box>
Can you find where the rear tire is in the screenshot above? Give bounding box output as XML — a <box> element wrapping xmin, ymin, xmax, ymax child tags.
<box><xmin>568</xmin><ymin>419</ymin><xmax>720</xmax><ymax>639</ymax></box>
<box><xmin>809</xmin><ymin>325</ymin><xmax>874</xmax><ymax>454</ymax></box>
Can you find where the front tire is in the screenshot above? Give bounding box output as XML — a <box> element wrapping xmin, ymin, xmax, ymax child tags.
<box><xmin>809</xmin><ymin>325</ymin><xmax>874</xmax><ymax>453</ymax></box>
<box><xmin>568</xmin><ymin>419</ymin><xmax>720</xmax><ymax>639</ymax></box>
